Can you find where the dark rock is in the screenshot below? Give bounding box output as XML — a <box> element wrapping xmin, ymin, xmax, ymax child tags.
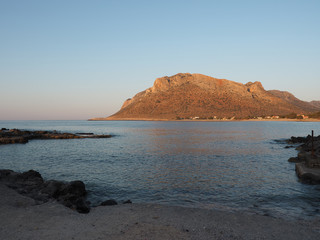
<box><xmin>123</xmin><ymin>199</ymin><xmax>132</xmax><ymax>204</ymax></box>
<box><xmin>16</xmin><ymin>170</ymin><xmax>44</xmax><ymax>187</ymax></box>
<box><xmin>33</xmin><ymin>192</ymin><xmax>50</xmax><ymax>202</ymax></box>
<box><xmin>0</xmin><ymin>136</ymin><xmax>28</xmax><ymax>144</ymax></box>
<box><xmin>285</xmin><ymin>145</ymin><xmax>295</xmax><ymax>149</ymax></box>
<box><xmin>297</xmin><ymin>152</ymin><xmax>308</xmax><ymax>161</ymax></box>
<box><xmin>284</xmin><ymin>134</ymin><xmax>320</xmax><ymax>184</ymax></box>
<box><xmin>1</xmin><ymin>169</ymin><xmax>44</xmax><ymax>187</ymax></box>
<box><xmin>0</xmin><ymin>169</ymin><xmax>14</xmax><ymax>179</ymax></box>
<box><xmin>60</xmin><ymin>181</ymin><xmax>87</xmax><ymax>197</ymax></box>
<box><xmin>101</xmin><ymin>199</ymin><xmax>118</xmax><ymax>206</ymax></box>
<box><xmin>19</xmin><ymin>170</ymin><xmax>43</xmax><ymax>181</ymax></box>
<box><xmin>288</xmin><ymin>157</ymin><xmax>300</xmax><ymax>163</ymax></box>
<box><xmin>296</xmin><ymin>163</ymin><xmax>320</xmax><ymax>184</ymax></box>
<box><xmin>75</xmin><ymin>198</ymin><xmax>90</xmax><ymax>213</ymax></box>
<box><xmin>0</xmin><ymin>128</ymin><xmax>112</xmax><ymax>145</ymax></box>
<box><xmin>0</xmin><ymin>169</ymin><xmax>90</xmax><ymax>214</ymax></box>
<box><xmin>51</xmin><ymin>180</ymin><xmax>88</xmax><ymax>213</ymax></box>
<box><xmin>41</xmin><ymin>180</ymin><xmax>65</xmax><ymax>198</ymax></box>
<box><xmin>288</xmin><ymin>135</ymin><xmax>316</xmax><ymax>144</ymax></box>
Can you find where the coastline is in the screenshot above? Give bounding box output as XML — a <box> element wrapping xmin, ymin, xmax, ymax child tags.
<box><xmin>1</xmin><ymin>182</ymin><xmax>319</xmax><ymax>240</ymax></box>
<box><xmin>89</xmin><ymin>117</ymin><xmax>320</xmax><ymax>122</ymax></box>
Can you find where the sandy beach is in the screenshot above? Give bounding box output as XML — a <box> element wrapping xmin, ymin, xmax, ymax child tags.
<box><xmin>1</xmin><ymin>183</ymin><xmax>319</xmax><ymax>240</ymax></box>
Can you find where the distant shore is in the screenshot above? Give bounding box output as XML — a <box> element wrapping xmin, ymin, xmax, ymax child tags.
<box><xmin>89</xmin><ymin>117</ymin><xmax>320</xmax><ymax>122</ymax></box>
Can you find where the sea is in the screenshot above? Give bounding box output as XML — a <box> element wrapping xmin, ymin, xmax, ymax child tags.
<box><xmin>1</xmin><ymin>120</ymin><xmax>320</xmax><ymax>220</ymax></box>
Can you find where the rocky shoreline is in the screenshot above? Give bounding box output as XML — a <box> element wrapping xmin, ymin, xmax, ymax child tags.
<box><xmin>0</xmin><ymin>128</ymin><xmax>112</xmax><ymax>145</ymax></box>
<box><xmin>0</xmin><ymin>169</ymin><xmax>128</xmax><ymax>214</ymax></box>
<box><xmin>285</xmin><ymin>133</ymin><xmax>320</xmax><ymax>184</ymax></box>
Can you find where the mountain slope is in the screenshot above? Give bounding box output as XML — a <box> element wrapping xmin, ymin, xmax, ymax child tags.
<box><xmin>103</xmin><ymin>73</ymin><xmax>318</xmax><ymax>120</ymax></box>
<box><xmin>268</xmin><ymin>90</ymin><xmax>319</xmax><ymax>113</ymax></box>
<box><xmin>310</xmin><ymin>101</ymin><xmax>320</xmax><ymax>109</ymax></box>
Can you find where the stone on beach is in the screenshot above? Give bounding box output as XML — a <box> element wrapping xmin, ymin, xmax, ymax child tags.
<box><xmin>101</xmin><ymin>199</ymin><xmax>118</xmax><ymax>206</ymax></box>
<box><xmin>0</xmin><ymin>169</ymin><xmax>90</xmax><ymax>213</ymax></box>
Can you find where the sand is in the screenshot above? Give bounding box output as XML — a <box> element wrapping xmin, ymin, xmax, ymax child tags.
<box><xmin>1</xmin><ymin>183</ymin><xmax>319</xmax><ymax>240</ymax></box>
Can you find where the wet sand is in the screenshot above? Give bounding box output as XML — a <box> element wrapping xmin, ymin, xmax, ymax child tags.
<box><xmin>1</xmin><ymin>183</ymin><xmax>319</xmax><ymax>240</ymax></box>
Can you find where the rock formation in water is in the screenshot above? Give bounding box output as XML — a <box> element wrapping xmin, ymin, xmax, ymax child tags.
<box><xmin>95</xmin><ymin>73</ymin><xmax>320</xmax><ymax>120</ymax></box>
<box><xmin>285</xmin><ymin>135</ymin><xmax>320</xmax><ymax>184</ymax></box>
<box><xmin>0</xmin><ymin>128</ymin><xmax>112</xmax><ymax>145</ymax></box>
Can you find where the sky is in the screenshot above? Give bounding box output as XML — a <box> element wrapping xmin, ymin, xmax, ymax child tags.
<box><xmin>1</xmin><ymin>0</ymin><xmax>319</xmax><ymax>120</ymax></box>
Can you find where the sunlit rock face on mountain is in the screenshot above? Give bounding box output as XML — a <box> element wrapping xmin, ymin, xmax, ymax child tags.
<box><xmin>104</xmin><ymin>73</ymin><xmax>319</xmax><ymax>120</ymax></box>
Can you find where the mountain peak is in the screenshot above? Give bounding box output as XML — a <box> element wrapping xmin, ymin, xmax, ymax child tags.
<box><xmin>103</xmin><ymin>73</ymin><xmax>320</xmax><ymax>120</ymax></box>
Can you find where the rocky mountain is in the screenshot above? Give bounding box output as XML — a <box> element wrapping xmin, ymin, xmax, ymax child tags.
<box><xmin>100</xmin><ymin>73</ymin><xmax>320</xmax><ymax>120</ymax></box>
<box><xmin>310</xmin><ymin>101</ymin><xmax>320</xmax><ymax>109</ymax></box>
<box><xmin>268</xmin><ymin>90</ymin><xmax>319</xmax><ymax>113</ymax></box>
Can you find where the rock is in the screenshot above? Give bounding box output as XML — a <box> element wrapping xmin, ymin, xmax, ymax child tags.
<box><xmin>0</xmin><ymin>169</ymin><xmax>14</xmax><ymax>179</ymax></box>
<box><xmin>123</xmin><ymin>199</ymin><xmax>132</xmax><ymax>204</ymax></box>
<box><xmin>17</xmin><ymin>170</ymin><xmax>44</xmax><ymax>188</ymax></box>
<box><xmin>53</xmin><ymin>180</ymin><xmax>88</xmax><ymax>213</ymax></box>
<box><xmin>41</xmin><ymin>180</ymin><xmax>65</xmax><ymax>197</ymax></box>
<box><xmin>296</xmin><ymin>163</ymin><xmax>320</xmax><ymax>184</ymax></box>
<box><xmin>75</xmin><ymin>198</ymin><xmax>90</xmax><ymax>213</ymax></box>
<box><xmin>0</xmin><ymin>136</ymin><xmax>28</xmax><ymax>144</ymax></box>
<box><xmin>0</xmin><ymin>169</ymin><xmax>90</xmax><ymax>214</ymax></box>
<box><xmin>1</xmin><ymin>169</ymin><xmax>44</xmax><ymax>187</ymax></box>
<box><xmin>101</xmin><ymin>199</ymin><xmax>118</xmax><ymax>206</ymax></box>
<box><xmin>285</xmin><ymin>134</ymin><xmax>320</xmax><ymax>184</ymax></box>
<box><xmin>0</xmin><ymin>129</ymin><xmax>112</xmax><ymax>145</ymax></box>
<box><xmin>19</xmin><ymin>170</ymin><xmax>43</xmax><ymax>181</ymax></box>
<box><xmin>60</xmin><ymin>181</ymin><xmax>87</xmax><ymax>197</ymax></box>
<box><xmin>288</xmin><ymin>157</ymin><xmax>301</xmax><ymax>163</ymax></box>
<box><xmin>285</xmin><ymin>145</ymin><xmax>295</xmax><ymax>149</ymax></box>
<box><xmin>288</xmin><ymin>136</ymin><xmax>309</xmax><ymax>144</ymax></box>
<box><xmin>305</xmin><ymin>155</ymin><xmax>320</xmax><ymax>168</ymax></box>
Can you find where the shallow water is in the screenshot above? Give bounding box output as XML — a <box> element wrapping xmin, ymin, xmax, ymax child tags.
<box><xmin>0</xmin><ymin>120</ymin><xmax>320</xmax><ymax>220</ymax></box>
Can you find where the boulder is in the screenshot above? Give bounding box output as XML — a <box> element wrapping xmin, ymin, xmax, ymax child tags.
<box><xmin>75</xmin><ymin>198</ymin><xmax>90</xmax><ymax>213</ymax></box>
<box><xmin>101</xmin><ymin>199</ymin><xmax>118</xmax><ymax>206</ymax></box>
<box><xmin>296</xmin><ymin>163</ymin><xmax>320</xmax><ymax>184</ymax></box>
<box><xmin>0</xmin><ymin>169</ymin><xmax>90</xmax><ymax>213</ymax></box>
<box><xmin>288</xmin><ymin>157</ymin><xmax>301</xmax><ymax>163</ymax></box>
<box><xmin>41</xmin><ymin>180</ymin><xmax>65</xmax><ymax>197</ymax></box>
<box><xmin>53</xmin><ymin>180</ymin><xmax>89</xmax><ymax>213</ymax></box>
<box><xmin>59</xmin><ymin>181</ymin><xmax>87</xmax><ymax>197</ymax></box>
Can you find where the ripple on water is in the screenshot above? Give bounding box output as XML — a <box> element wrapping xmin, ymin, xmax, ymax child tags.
<box><xmin>0</xmin><ymin>120</ymin><xmax>320</xmax><ymax>220</ymax></box>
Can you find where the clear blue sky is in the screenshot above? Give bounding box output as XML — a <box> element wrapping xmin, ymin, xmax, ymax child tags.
<box><xmin>1</xmin><ymin>0</ymin><xmax>319</xmax><ymax>120</ymax></box>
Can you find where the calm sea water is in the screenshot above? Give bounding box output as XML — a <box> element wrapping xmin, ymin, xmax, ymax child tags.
<box><xmin>1</xmin><ymin>120</ymin><xmax>320</xmax><ymax>220</ymax></box>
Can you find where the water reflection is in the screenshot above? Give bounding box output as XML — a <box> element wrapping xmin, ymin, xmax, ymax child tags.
<box><xmin>0</xmin><ymin>120</ymin><xmax>320</xmax><ymax>220</ymax></box>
